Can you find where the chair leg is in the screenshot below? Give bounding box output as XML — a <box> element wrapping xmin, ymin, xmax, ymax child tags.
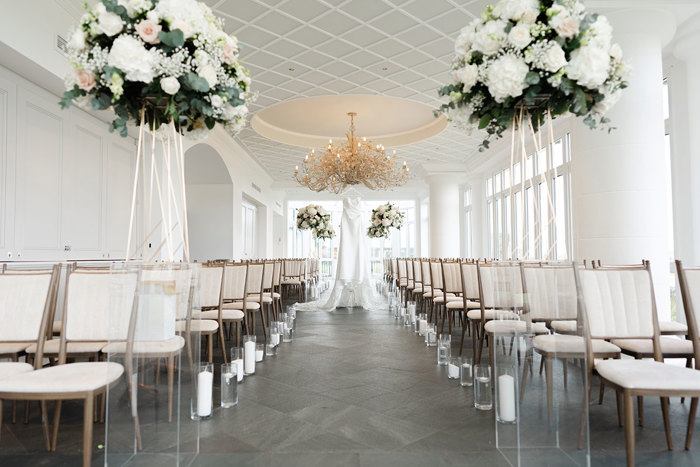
<box><xmin>51</xmin><ymin>400</ymin><xmax>63</xmax><ymax>451</ymax></box>
<box><xmin>563</xmin><ymin>359</ymin><xmax>568</xmax><ymax>389</ymax></box>
<box><xmin>167</xmin><ymin>355</ymin><xmax>175</xmax><ymax>423</ymax></box>
<box><xmin>520</xmin><ymin>348</ymin><xmax>531</xmax><ymax>404</ymax></box>
<box><xmin>459</xmin><ymin>314</ymin><xmax>467</xmax><ymax>356</ymax></box>
<box><xmin>488</xmin><ymin>333</ymin><xmax>495</xmax><ymax>387</ymax></box>
<box><xmin>539</xmin><ymin>357</ymin><xmax>544</xmax><ymax>375</ymax></box>
<box><xmin>40</xmin><ymin>401</ymin><xmax>50</xmax><ymax>452</ymax></box>
<box><xmin>598</xmin><ymin>380</ymin><xmax>605</xmax><ymax>405</ymax></box>
<box><xmin>686</xmin><ymin>397</ymin><xmax>698</xmax><ymax>450</ymax></box>
<box><xmin>623</xmin><ymin>390</ymin><xmax>635</xmax><ymax>467</ymax></box>
<box><xmin>545</xmin><ymin>356</ymin><xmax>553</xmax><ymax>425</ymax></box>
<box><xmin>616</xmin><ymin>390</ymin><xmax>624</xmax><ymax>427</ymax></box>
<box><xmin>218</xmin><ymin>325</ymin><xmax>228</xmax><ymax>364</ymax></box>
<box><xmin>207</xmin><ymin>334</ymin><xmax>213</xmax><ymax>364</ymax></box>
<box><xmin>82</xmin><ymin>394</ymin><xmax>94</xmax><ymax>467</ymax></box>
<box><xmin>660</xmin><ymin>397</ymin><xmax>673</xmax><ymax>451</ymax></box>
<box><xmin>637</xmin><ymin>396</ymin><xmax>644</xmax><ymax>427</ymax></box>
<box><xmin>477</xmin><ymin>323</ymin><xmax>486</xmax><ymax>364</ymax></box>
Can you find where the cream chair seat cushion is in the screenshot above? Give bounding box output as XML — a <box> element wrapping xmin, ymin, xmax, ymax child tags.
<box><xmin>0</xmin><ymin>361</ymin><xmax>123</xmax><ymax>393</ymax></box>
<box><xmin>595</xmin><ymin>359</ymin><xmax>700</xmax><ymax>392</ymax></box>
<box><xmin>550</xmin><ymin>320</ymin><xmax>577</xmax><ymax>334</ymax></box>
<box><xmin>0</xmin><ymin>362</ymin><xmax>33</xmax><ymax>377</ymax></box>
<box><xmin>26</xmin><ymin>339</ymin><xmax>106</xmax><ymax>355</ymax></box>
<box><xmin>467</xmin><ymin>309</ymin><xmax>519</xmax><ymax>321</ymax></box>
<box><xmin>0</xmin><ymin>342</ymin><xmax>31</xmax><ymax>354</ymax></box>
<box><xmin>533</xmin><ymin>334</ymin><xmax>621</xmax><ymax>354</ymax></box>
<box><xmin>484</xmin><ymin>320</ymin><xmax>549</xmax><ymax>335</ymax></box>
<box><xmin>658</xmin><ymin>320</ymin><xmax>688</xmax><ymax>335</ymax></box>
<box><xmin>223</xmin><ymin>301</ymin><xmax>261</xmax><ymax>311</ymax></box>
<box><xmin>611</xmin><ymin>337</ymin><xmax>694</xmax><ymax>356</ymax></box>
<box><xmin>102</xmin><ymin>336</ymin><xmax>185</xmax><ymax>356</ymax></box>
<box><xmin>248</xmin><ymin>295</ymin><xmax>273</xmax><ymax>304</ymax></box>
<box><xmin>267</xmin><ymin>292</ymin><xmax>281</xmax><ymax>299</ymax></box>
<box><xmin>175</xmin><ymin>319</ymin><xmax>218</xmax><ymax>333</ymax></box>
<box><xmin>446</xmin><ymin>300</ymin><xmax>480</xmax><ymax>310</ymax></box>
<box><xmin>423</xmin><ymin>290</ymin><xmax>453</xmax><ymax>298</ymax></box>
<box><xmin>196</xmin><ymin>309</ymin><xmax>244</xmax><ymax>321</ymax></box>
<box><xmin>282</xmin><ymin>279</ymin><xmax>301</xmax><ymax>285</ymax></box>
<box><xmin>433</xmin><ymin>296</ymin><xmax>462</xmax><ymax>304</ymax></box>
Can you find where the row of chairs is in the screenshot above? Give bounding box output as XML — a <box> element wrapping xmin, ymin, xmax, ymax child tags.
<box><xmin>387</xmin><ymin>257</ymin><xmax>700</xmax><ymax>466</ymax></box>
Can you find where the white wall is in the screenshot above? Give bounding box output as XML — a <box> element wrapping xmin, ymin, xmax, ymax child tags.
<box><xmin>186</xmin><ymin>184</ymin><xmax>233</xmax><ymax>261</ymax></box>
<box><xmin>0</xmin><ymin>64</ymin><xmax>135</xmax><ymax>261</ymax></box>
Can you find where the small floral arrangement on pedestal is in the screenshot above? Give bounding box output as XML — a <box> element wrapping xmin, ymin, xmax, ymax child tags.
<box><xmin>59</xmin><ymin>0</ymin><xmax>251</xmax><ymax>140</ymax></box>
<box><xmin>438</xmin><ymin>0</ymin><xmax>628</xmax><ymax>150</ymax></box>
<box><xmin>367</xmin><ymin>202</ymin><xmax>404</xmax><ymax>239</ymax></box>
<box><xmin>296</xmin><ymin>204</ymin><xmax>334</xmax><ymax>239</ymax></box>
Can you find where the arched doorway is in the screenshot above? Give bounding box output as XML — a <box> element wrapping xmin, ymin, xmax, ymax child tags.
<box><xmin>184</xmin><ymin>144</ymin><xmax>233</xmax><ymax>261</ymax></box>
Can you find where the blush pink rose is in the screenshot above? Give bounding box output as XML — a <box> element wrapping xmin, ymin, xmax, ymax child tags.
<box><xmin>76</xmin><ymin>70</ymin><xmax>96</xmax><ymax>91</ymax></box>
<box><xmin>222</xmin><ymin>42</ymin><xmax>236</xmax><ymax>64</ymax></box>
<box><xmin>135</xmin><ymin>19</ymin><xmax>162</xmax><ymax>44</ymax></box>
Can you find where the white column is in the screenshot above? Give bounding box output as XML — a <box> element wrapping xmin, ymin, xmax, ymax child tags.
<box><xmin>673</xmin><ymin>16</ymin><xmax>700</xmax><ymax>265</ymax></box>
<box><xmin>426</xmin><ymin>173</ymin><xmax>463</xmax><ymax>258</ymax></box>
<box><xmin>570</xmin><ymin>9</ymin><xmax>675</xmax><ymax>319</ymax></box>
<box><xmin>468</xmin><ymin>177</ymin><xmax>485</xmax><ymax>258</ymax></box>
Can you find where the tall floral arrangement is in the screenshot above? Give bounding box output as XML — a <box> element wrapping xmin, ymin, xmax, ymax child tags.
<box><xmin>367</xmin><ymin>203</ymin><xmax>404</xmax><ymax>239</ymax></box>
<box><xmin>438</xmin><ymin>0</ymin><xmax>627</xmax><ymax>150</ymax></box>
<box><xmin>296</xmin><ymin>204</ymin><xmax>334</xmax><ymax>239</ymax></box>
<box><xmin>59</xmin><ymin>0</ymin><xmax>251</xmax><ymax>140</ymax></box>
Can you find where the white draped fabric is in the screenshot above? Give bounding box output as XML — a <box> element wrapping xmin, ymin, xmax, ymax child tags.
<box><xmin>295</xmin><ymin>192</ymin><xmax>386</xmax><ymax>312</ymax></box>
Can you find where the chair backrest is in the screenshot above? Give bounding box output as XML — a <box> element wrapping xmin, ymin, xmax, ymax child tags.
<box><xmin>574</xmin><ymin>264</ymin><xmax>657</xmax><ymax>340</ymax></box>
<box><xmin>675</xmin><ymin>260</ymin><xmax>700</xmax><ymax>366</ymax></box>
<box><xmin>441</xmin><ymin>260</ymin><xmax>462</xmax><ymax>295</ymax></box>
<box><xmin>430</xmin><ymin>260</ymin><xmax>444</xmax><ymax>290</ymax></box>
<box><xmin>0</xmin><ymin>269</ymin><xmax>56</xmax><ymax>342</ymax></box>
<box><xmin>247</xmin><ymin>261</ymin><xmax>264</xmax><ymax>295</ymax></box>
<box><xmin>262</xmin><ymin>260</ymin><xmax>274</xmax><ymax>290</ymax></box>
<box><xmin>273</xmin><ymin>260</ymin><xmax>282</xmax><ymax>287</ymax></box>
<box><xmin>141</xmin><ymin>265</ymin><xmax>197</xmax><ymax>320</ymax></box>
<box><xmin>460</xmin><ymin>261</ymin><xmax>479</xmax><ymax>300</ymax></box>
<box><xmin>421</xmin><ymin>260</ymin><xmax>431</xmax><ymax>288</ymax></box>
<box><xmin>397</xmin><ymin>259</ymin><xmax>407</xmax><ymax>282</ymax></box>
<box><xmin>223</xmin><ymin>262</ymin><xmax>247</xmax><ymax>301</ymax></box>
<box><xmin>283</xmin><ymin>259</ymin><xmax>299</xmax><ymax>279</ymax></box>
<box><xmin>62</xmin><ymin>268</ymin><xmax>138</xmax><ymax>345</ymax></box>
<box><xmin>407</xmin><ymin>259</ymin><xmax>414</xmax><ymax>282</ymax></box>
<box><xmin>392</xmin><ymin>259</ymin><xmax>398</xmax><ymax>280</ymax></box>
<box><xmin>199</xmin><ymin>264</ymin><xmax>224</xmax><ymax>308</ymax></box>
<box><xmin>413</xmin><ymin>259</ymin><xmax>422</xmax><ymax>285</ymax></box>
<box><xmin>477</xmin><ymin>262</ymin><xmax>523</xmax><ymax>310</ymax></box>
<box><xmin>521</xmin><ymin>263</ymin><xmax>577</xmax><ymax>322</ymax></box>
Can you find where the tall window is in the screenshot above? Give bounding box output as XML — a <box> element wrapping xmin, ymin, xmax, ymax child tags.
<box><xmin>486</xmin><ymin>134</ymin><xmax>572</xmax><ymax>260</ymax></box>
<box><xmin>464</xmin><ymin>188</ymin><xmax>472</xmax><ymax>258</ymax></box>
<box><xmin>241</xmin><ymin>200</ymin><xmax>257</xmax><ymax>258</ymax></box>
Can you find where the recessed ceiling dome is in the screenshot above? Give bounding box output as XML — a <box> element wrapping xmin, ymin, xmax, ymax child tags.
<box><xmin>251</xmin><ymin>95</ymin><xmax>448</xmax><ymax>148</ymax></box>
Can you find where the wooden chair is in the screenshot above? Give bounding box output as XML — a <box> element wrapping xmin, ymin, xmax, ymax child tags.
<box><xmin>575</xmin><ymin>261</ymin><xmax>700</xmax><ymax>466</ymax></box>
<box><xmin>456</xmin><ymin>260</ymin><xmax>482</xmax><ymax>355</ymax></box>
<box><xmin>0</xmin><ymin>267</ymin><xmax>130</xmax><ymax>466</ymax></box>
<box><xmin>246</xmin><ymin>260</ymin><xmax>271</xmax><ymax>337</ymax></box>
<box><xmin>182</xmin><ymin>264</ymin><xmax>221</xmax><ymax>363</ymax></box>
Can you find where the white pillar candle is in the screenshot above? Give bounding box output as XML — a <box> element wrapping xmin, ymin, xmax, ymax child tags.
<box><xmin>498</xmin><ymin>374</ymin><xmax>516</xmax><ymax>423</ymax></box>
<box><xmin>271</xmin><ymin>333</ymin><xmax>280</xmax><ymax>346</ymax></box>
<box><xmin>244</xmin><ymin>341</ymin><xmax>256</xmax><ymax>375</ymax></box>
<box><xmin>448</xmin><ymin>363</ymin><xmax>459</xmax><ymax>378</ymax></box>
<box><xmin>197</xmin><ymin>370</ymin><xmax>213</xmax><ymax>417</ymax></box>
<box><xmin>234</xmin><ymin>358</ymin><xmax>243</xmax><ymax>382</ymax></box>
<box><xmin>419</xmin><ymin>319</ymin><xmax>427</xmax><ymax>335</ymax></box>
<box><xmin>255</xmin><ymin>349</ymin><xmax>263</xmax><ymax>362</ymax></box>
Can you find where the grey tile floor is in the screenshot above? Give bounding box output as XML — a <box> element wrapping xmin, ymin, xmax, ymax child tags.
<box><xmin>2</xmin><ymin>302</ymin><xmax>700</xmax><ymax>466</ymax></box>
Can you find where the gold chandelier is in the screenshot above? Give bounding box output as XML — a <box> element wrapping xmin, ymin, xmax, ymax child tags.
<box><xmin>294</xmin><ymin>112</ymin><xmax>410</xmax><ymax>194</ymax></box>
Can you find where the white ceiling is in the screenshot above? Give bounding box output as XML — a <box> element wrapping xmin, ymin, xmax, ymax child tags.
<box><xmin>208</xmin><ymin>0</ymin><xmax>491</xmax><ymax>182</ymax></box>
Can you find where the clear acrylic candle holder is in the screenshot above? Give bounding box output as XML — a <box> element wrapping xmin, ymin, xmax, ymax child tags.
<box><xmin>255</xmin><ymin>343</ymin><xmax>265</xmax><ymax>362</ymax></box>
<box><xmin>418</xmin><ymin>314</ymin><xmax>427</xmax><ymax>336</ymax></box>
<box><xmin>269</xmin><ymin>323</ymin><xmax>281</xmax><ymax>347</ymax></box>
<box><xmin>447</xmin><ymin>357</ymin><xmax>461</xmax><ymax>379</ymax></box>
<box><xmin>231</xmin><ymin>347</ymin><xmax>244</xmax><ymax>383</ymax></box>
<box><xmin>220</xmin><ymin>363</ymin><xmax>238</xmax><ymax>408</ymax></box>
<box><xmin>191</xmin><ymin>363</ymin><xmax>213</xmax><ymax>420</ymax></box>
<box><xmin>243</xmin><ymin>335</ymin><xmax>256</xmax><ymax>376</ymax></box>
<box><xmin>407</xmin><ymin>301</ymin><xmax>417</xmax><ymax>324</ymax></box>
<box><xmin>266</xmin><ymin>342</ymin><xmax>277</xmax><ymax>357</ymax></box>
<box><xmin>437</xmin><ymin>334</ymin><xmax>451</xmax><ymax>365</ymax></box>
<box><xmin>426</xmin><ymin>324</ymin><xmax>437</xmax><ymax>347</ymax></box>
<box><xmin>474</xmin><ymin>364</ymin><xmax>493</xmax><ymax>411</ymax></box>
<box><xmin>403</xmin><ymin>310</ymin><xmax>412</xmax><ymax>327</ymax></box>
<box><xmin>460</xmin><ymin>356</ymin><xmax>473</xmax><ymax>387</ymax></box>
<box><xmin>283</xmin><ymin>325</ymin><xmax>293</xmax><ymax>343</ymax></box>
<box><xmin>496</xmin><ymin>364</ymin><xmax>517</xmax><ymax>424</ymax></box>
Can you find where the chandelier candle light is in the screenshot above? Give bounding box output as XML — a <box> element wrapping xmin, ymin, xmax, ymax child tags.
<box><xmin>294</xmin><ymin>112</ymin><xmax>410</xmax><ymax>194</ymax></box>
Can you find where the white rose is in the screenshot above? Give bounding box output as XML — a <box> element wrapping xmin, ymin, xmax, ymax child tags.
<box><xmin>170</xmin><ymin>19</ymin><xmax>194</xmax><ymax>39</ymax></box>
<box><xmin>520</xmin><ymin>9</ymin><xmax>539</xmax><ymax>24</ymax></box>
<box><xmin>68</xmin><ymin>28</ymin><xmax>86</xmax><ymax>51</ymax></box>
<box><xmin>472</xmin><ymin>20</ymin><xmax>507</xmax><ymax>56</ymax></box>
<box><xmin>301</xmin><ymin>221</ymin><xmax>308</xmax><ymax>228</ymax></box>
<box><xmin>98</xmin><ymin>10</ymin><xmax>124</xmax><ymax>37</ymax></box>
<box><xmin>452</xmin><ymin>64</ymin><xmax>479</xmax><ymax>92</ymax></box>
<box><xmin>593</xmin><ymin>90</ymin><xmax>622</xmax><ymax>115</ymax></box>
<box><xmin>199</xmin><ymin>65</ymin><xmax>218</xmax><ymax>88</ymax></box>
<box><xmin>160</xmin><ymin>76</ymin><xmax>180</xmax><ymax>95</ymax></box>
<box><xmin>382</xmin><ymin>218</ymin><xmax>391</xmax><ymax>227</ymax></box>
<box><xmin>609</xmin><ymin>43</ymin><xmax>623</xmax><ymax>63</ymax></box>
<box><xmin>377</xmin><ymin>205</ymin><xmax>386</xmax><ymax>214</ymax></box>
<box><xmin>373</xmin><ymin>219</ymin><xmax>381</xmax><ymax>226</ymax></box>
<box><xmin>308</xmin><ymin>207</ymin><xmax>317</xmax><ymax>216</ymax></box>
<box><xmin>507</xmin><ymin>24</ymin><xmax>531</xmax><ymax>49</ymax></box>
<box><xmin>454</xmin><ymin>20</ymin><xmax>479</xmax><ymax>56</ymax></box>
<box><xmin>589</xmin><ymin>15</ymin><xmax>613</xmax><ymax>49</ymax></box>
<box><xmin>565</xmin><ymin>45</ymin><xmax>610</xmax><ymax>89</ymax></box>
<box><xmin>107</xmin><ymin>35</ymin><xmax>156</xmax><ymax>83</ymax></box>
<box><xmin>210</xmin><ymin>95</ymin><xmax>223</xmax><ymax>108</ymax></box>
<box><xmin>486</xmin><ymin>54</ymin><xmax>529</xmax><ymax>103</ymax></box>
<box><xmin>541</xmin><ymin>43</ymin><xmax>567</xmax><ymax>72</ymax></box>
<box><xmin>497</xmin><ymin>0</ymin><xmax>539</xmax><ymax>21</ymax></box>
